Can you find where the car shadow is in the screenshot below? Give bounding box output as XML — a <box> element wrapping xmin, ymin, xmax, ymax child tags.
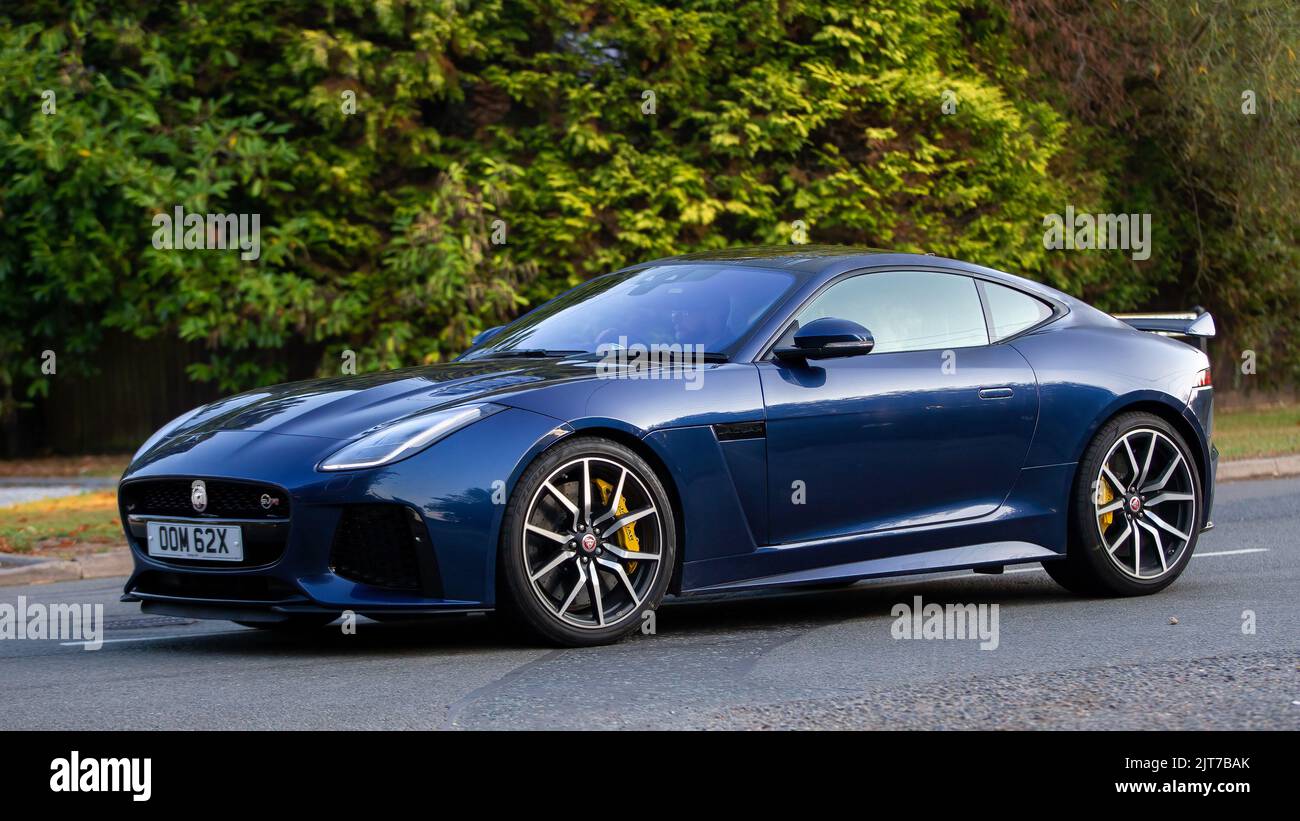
<box><xmin>655</xmin><ymin>567</ymin><xmax>1080</xmax><ymax>635</ymax></box>
<box><xmin>135</xmin><ymin>565</ymin><xmax>1088</xmax><ymax>655</ymax></box>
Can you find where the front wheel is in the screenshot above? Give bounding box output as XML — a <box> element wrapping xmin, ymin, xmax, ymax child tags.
<box><xmin>499</xmin><ymin>437</ymin><xmax>676</xmax><ymax>647</ymax></box>
<box><xmin>1047</xmin><ymin>411</ymin><xmax>1202</xmax><ymax>596</ymax></box>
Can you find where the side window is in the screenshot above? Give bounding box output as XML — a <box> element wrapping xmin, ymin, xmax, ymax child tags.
<box><xmin>794</xmin><ymin>271</ymin><xmax>989</xmax><ymax>353</ymax></box>
<box><xmin>983</xmin><ymin>282</ymin><xmax>1053</xmax><ymax>341</ymax></box>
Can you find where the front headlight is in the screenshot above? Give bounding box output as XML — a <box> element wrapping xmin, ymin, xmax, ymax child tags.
<box><xmin>318</xmin><ymin>403</ymin><xmax>504</xmax><ymax>471</ymax></box>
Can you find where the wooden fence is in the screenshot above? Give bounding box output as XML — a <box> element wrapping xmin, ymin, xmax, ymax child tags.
<box><xmin>6</xmin><ymin>331</ymin><xmax>322</xmax><ymax>456</ymax></box>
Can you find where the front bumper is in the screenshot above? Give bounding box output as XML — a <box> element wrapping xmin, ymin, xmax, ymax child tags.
<box><xmin>119</xmin><ymin>407</ymin><xmax>569</xmax><ymax>622</ymax></box>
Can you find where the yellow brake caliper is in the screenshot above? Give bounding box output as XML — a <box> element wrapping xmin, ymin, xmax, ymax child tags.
<box><xmin>595</xmin><ymin>478</ymin><xmax>640</xmax><ymax>572</ymax></box>
<box><xmin>1097</xmin><ymin>475</ymin><xmax>1115</xmax><ymax>529</ymax></box>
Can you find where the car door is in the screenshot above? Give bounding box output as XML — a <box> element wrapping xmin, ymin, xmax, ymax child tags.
<box><xmin>759</xmin><ymin>269</ymin><xmax>1040</xmax><ymax>545</ymax></box>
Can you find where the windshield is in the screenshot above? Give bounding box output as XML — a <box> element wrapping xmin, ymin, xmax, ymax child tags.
<box><xmin>462</xmin><ymin>264</ymin><xmax>800</xmax><ymax>359</ymax></box>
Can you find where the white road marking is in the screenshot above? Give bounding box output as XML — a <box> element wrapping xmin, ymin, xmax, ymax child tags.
<box><xmin>1195</xmin><ymin>548</ymin><xmax>1270</xmax><ymax>557</ymax></box>
<box><xmin>1004</xmin><ymin>547</ymin><xmax>1268</xmax><ymax>574</ymax></box>
<box><xmin>59</xmin><ymin>629</ymin><xmax>250</xmax><ymax>647</ymax></box>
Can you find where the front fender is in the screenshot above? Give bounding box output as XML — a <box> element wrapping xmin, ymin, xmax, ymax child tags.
<box><xmin>334</xmin><ymin>406</ymin><xmax>571</xmax><ymax>606</ymax></box>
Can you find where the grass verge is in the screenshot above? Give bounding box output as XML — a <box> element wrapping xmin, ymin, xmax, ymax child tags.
<box><xmin>0</xmin><ymin>491</ymin><xmax>123</xmax><ymax>554</ymax></box>
<box><xmin>1213</xmin><ymin>404</ymin><xmax>1300</xmax><ymax>461</ymax></box>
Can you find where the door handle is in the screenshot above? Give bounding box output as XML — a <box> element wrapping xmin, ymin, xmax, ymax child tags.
<box><xmin>979</xmin><ymin>387</ymin><xmax>1014</xmax><ymax>400</ymax></box>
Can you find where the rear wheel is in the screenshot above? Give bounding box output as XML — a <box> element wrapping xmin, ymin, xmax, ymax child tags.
<box><xmin>1047</xmin><ymin>412</ymin><xmax>1202</xmax><ymax>596</ymax></box>
<box><xmin>499</xmin><ymin>437</ymin><xmax>676</xmax><ymax>647</ymax></box>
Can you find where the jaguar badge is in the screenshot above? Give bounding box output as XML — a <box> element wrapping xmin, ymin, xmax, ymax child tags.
<box><xmin>191</xmin><ymin>479</ymin><xmax>208</xmax><ymax>513</ymax></box>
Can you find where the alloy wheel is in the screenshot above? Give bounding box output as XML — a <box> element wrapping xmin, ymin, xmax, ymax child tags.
<box><xmin>521</xmin><ymin>456</ymin><xmax>664</xmax><ymax>629</ymax></box>
<box><xmin>1093</xmin><ymin>428</ymin><xmax>1197</xmax><ymax>580</ymax></box>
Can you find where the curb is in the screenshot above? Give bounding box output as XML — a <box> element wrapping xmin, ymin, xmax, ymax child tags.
<box><xmin>1217</xmin><ymin>454</ymin><xmax>1300</xmax><ymax>482</ymax></box>
<box><xmin>0</xmin><ymin>550</ymin><xmax>132</xmax><ymax>587</ymax></box>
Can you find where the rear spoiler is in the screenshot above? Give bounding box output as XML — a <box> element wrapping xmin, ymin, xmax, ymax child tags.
<box><xmin>1116</xmin><ymin>310</ymin><xmax>1216</xmax><ymax>339</ymax></box>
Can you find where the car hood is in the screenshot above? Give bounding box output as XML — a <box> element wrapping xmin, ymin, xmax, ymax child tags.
<box><xmin>166</xmin><ymin>358</ymin><xmax>599</xmax><ymax>442</ymax></box>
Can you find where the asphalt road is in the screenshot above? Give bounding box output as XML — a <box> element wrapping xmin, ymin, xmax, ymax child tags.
<box><xmin>1</xmin><ymin>477</ymin><xmax>1296</xmax><ymax>730</ymax></box>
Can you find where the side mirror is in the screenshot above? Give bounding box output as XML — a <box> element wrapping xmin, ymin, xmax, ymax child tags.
<box><xmin>470</xmin><ymin>325</ymin><xmax>506</xmax><ymax>347</ymax></box>
<box><xmin>776</xmin><ymin>317</ymin><xmax>875</xmax><ymax>361</ymax></box>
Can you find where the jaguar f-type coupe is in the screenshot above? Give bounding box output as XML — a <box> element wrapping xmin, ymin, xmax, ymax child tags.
<box><xmin>120</xmin><ymin>247</ymin><xmax>1217</xmax><ymax>645</ymax></box>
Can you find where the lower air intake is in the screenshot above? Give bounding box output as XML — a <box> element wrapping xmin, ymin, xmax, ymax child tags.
<box><xmin>328</xmin><ymin>505</ymin><xmax>431</xmax><ymax>592</ymax></box>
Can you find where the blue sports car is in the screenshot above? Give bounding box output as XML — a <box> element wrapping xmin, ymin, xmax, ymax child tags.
<box><xmin>119</xmin><ymin>247</ymin><xmax>1217</xmax><ymax>645</ymax></box>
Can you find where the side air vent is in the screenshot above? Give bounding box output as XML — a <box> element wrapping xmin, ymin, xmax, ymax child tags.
<box><xmin>329</xmin><ymin>505</ymin><xmax>436</xmax><ymax>593</ymax></box>
<box><xmin>713</xmin><ymin>421</ymin><xmax>766</xmax><ymax>442</ymax></box>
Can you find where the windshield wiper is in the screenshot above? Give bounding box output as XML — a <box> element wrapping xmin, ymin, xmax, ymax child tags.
<box><xmin>478</xmin><ymin>349</ymin><xmax>587</xmax><ymax>359</ymax></box>
<box><xmin>476</xmin><ymin>348</ymin><xmax>730</xmax><ymax>363</ymax></box>
<box><xmin>594</xmin><ymin>350</ymin><xmax>730</xmax><ymax>363</ymax></box>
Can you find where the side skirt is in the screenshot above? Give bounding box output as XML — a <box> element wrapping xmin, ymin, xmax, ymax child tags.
<box><xmin>685</xmin><ymin>541</ymin><xmax>1061</xmax><ymax>594</ymax></box>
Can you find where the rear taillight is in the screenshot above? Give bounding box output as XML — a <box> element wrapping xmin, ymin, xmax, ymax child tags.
<box><xmin>1196</xmin><ymin>367</ymin><xmax>1211</xmax><ymax>387</ymax></box>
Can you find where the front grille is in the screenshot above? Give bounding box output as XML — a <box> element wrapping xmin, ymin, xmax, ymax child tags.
<box><xmin>122</xmin><ymin>478</ymin><xmax>290</xmax><ymax>520</ymax></box>
<box><xmin>329</xmin><ymin>505</ymin><xmax>430</xmax><ymax>592</ymax></box>
<box><xmin>132</xmin><ymin>571</ymin><xmax>303</xmax><ymax>603</ymax></box>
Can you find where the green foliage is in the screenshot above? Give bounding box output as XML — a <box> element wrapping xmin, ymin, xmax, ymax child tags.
<box><xmin>0</xmin><ymin>0</ymin><xmax>1294</xmax><ymax>416</ymax></box>
<box><xmin>1009</xmin><ymin>0</ymin><xmax>1300</xmax><ymax>386</ymax></box>
<box><xmin>1137</xmin><ymin>0</ymin><xmax>1300</xmax><ymax>389</ymax></box>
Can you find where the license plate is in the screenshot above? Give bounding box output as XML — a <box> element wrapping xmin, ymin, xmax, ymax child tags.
<box><xmin>146</xmin><ymin>521</ymin><xmax>244</xmax><ymax>562</ymax></box>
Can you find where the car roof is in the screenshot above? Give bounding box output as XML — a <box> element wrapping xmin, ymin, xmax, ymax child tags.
<box><xmin>632</xmin><ymin>245</ymin><xmax>1078</xmax><ymax>305</ymax></box>
<box><xmin>635</xmin><ymin>245</ymin><xmax>898</xmax><ymax>274</ymax></box>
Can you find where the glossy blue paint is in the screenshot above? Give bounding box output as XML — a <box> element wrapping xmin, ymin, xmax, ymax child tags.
<box><xmin>119</xmin><ymin>247</ymin><xmax>1215</xmax><ymax>619</ymax></box>
<box><xmin>122</xmin><ymin>408</ymin><xmax>569</xmax><ymax>609</ymax></box>
<box><xmin>759</xmin><ymin>343</ymin><xmax>1038</xmax><ymax>543</ymax></box>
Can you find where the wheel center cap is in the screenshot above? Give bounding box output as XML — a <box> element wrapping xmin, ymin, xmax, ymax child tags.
<box><xmin>1128</xmin><ymin>495</ymin><xmax>1142</xmax><ymax>514</ymax></box>
<box><xmin>580</xmin><ymin>533</ymin><xmax>598</xmax><ymax>554</ymax></box>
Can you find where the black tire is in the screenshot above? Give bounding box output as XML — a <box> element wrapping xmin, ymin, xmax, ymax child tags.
<box><xmin>1041</xmin><ymin>555</ymin><xmax>1103</xmax><ymax>595</ymax></box>
<box><xmin>1048</xmin><ymin>411</ymin><xmax>1202</xmax><ymax>597</ymax></box>
<box><xmin>234</xmin><ymin>614</ymin><xmax>338</xmax><ymax>631</ymax></box>
<box><xmin>498</xmin><ymin>436</ymin><xmax>676</xmax><ymax>647</ymax></box>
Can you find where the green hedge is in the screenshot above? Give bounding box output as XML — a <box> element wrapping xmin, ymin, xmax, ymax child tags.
<box><xmin>1</xmin><ymin>0</ymin><xmax>1294</xmax><ymax>413</ymax></box>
